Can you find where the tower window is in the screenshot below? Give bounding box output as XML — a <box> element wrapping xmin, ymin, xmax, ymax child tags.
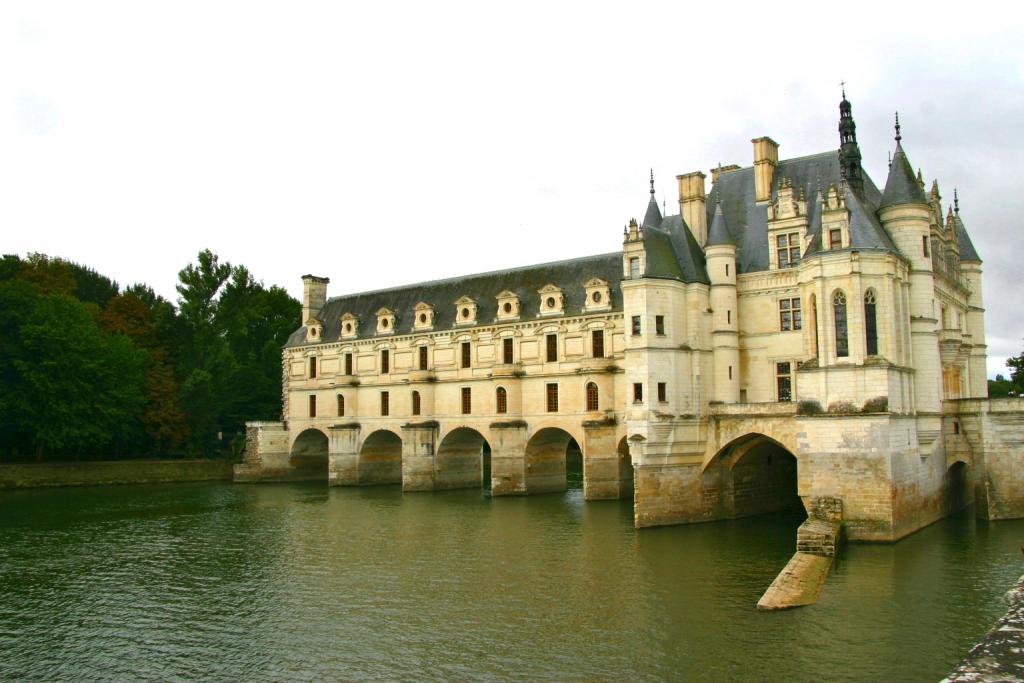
<box><xmin>461</xmin><ymin>342</ymin><xmax>471</xmax><ymax>368</ymax></box>
<box><xmin>829</xmin><ymin>228</ymin><xmax>842</xmax><ymax>250</ymax></box>
<box><xmin>496</xmin><ymin>387</ymin><xmax>507</xmax><ymax>414</ymax></box>
<box><xmin>309</xmin><ymin>395</ymin><xmax>317</xmax><ymax>417</ymax></box>
<box><xmin>461</xmin><ymin>387</ymin><xmax>472</xmax><ymax>415</ymax></box>
<box><xmin>380</xmin><ymin>391</ymin><xmax>389</xmax><ymax>416</ymax></box>
<box><xmin>380</xmin><ymin>349</ymin><xmax>390</xmax><ymax>374</ymax></box>
<box><xmin>776</xmin><ymin>362</ymin><xmax>792</xmax><ymax>402</ymax></box>
<box><xmin>629</xmin><ymin>257</ymin><xmax>640</xmax><ymax>279</ymax></box>
<box><xmin>546</xmin><ymin>383</ymin><xmax>559</xmax><ymax>412</ymax></box>
<box><xmin>411</xmin><ymin>390</ymin><xmax>421</xmax><ymax>416</ymax></box>
<box><xmin>631</xmin><ymin>316</ymin><xmax>641</xmax><ymax>336</ymax></box>
<box><xmin>834</xmin><ymin>291</ymin><xmax>849</xmax><ymax>358</ymax></box>
<box><xmin>779</xmin><ymin>298</ymin><xmax>802</xmax><ymax>331</ymax></box>
<box><xmin>864</xmin><ymin>290</ymin><xmax>878</xmax><ymax>356</ymax></box>
<box><xmin>344</xmin><ymin>353</ymin><xmax>353</xmax><ymax>376</ymax></box>
<box><xmin>585</xmin><ymin>382</ymin><xmax>599</xmax><ymax>411</ymax></box>
<box><xmin>728</xmin><ymin>366</ymin><xmax>733</xmax><ymax>380</ymax></box>
<box><xmin>419</xmin><ymin>345</ymin><xmax>429</xmax><ymax>370</ymax></box>
<box><xmin>923</xmin><ymin>235</ymin><xmax>930</xmax><ymax>258</ymax></box>
<box><xmin>337</xmin><ymin>394</ymin><xmax>345</xmax><ymax>417</ymax></box>
<box><xmin>503</xmin><ymin>337</ymin><xmax>514</xmax><ymax>364</ymax></box>
<box><xmin>633</xmin><ymin>383</ymin><xmax>643</xmax><ymax>403</ymax></box>
<box><xmin>546</xmin><ymin>334</ymin><xmax>557</xmax><ymax>362</ymax></box>
<box><xmin>592</xmin><ymin>330</ymin><xmax>604</xmax><ymax>358</ymax></box>
<box><xmin>655</xmin><ymin>315</ymin><xmax>665</xmax><ymax>336</ymax></box>
<box><xmin>309</xmin><ymin>357</ymin><xmax>317</xmax><ymax>378</ymax></box>
<box><xmin>657</xmin><ymin>382</ymin><xmax>667</xmax><ymax>402</ymax></box>
<box><xmin>777</xmin><ymin>232</ymin><xmax>801</xmax><ymax>268</ymax></box>
<box><xmin>725</xmin><ymin>263</ymin><xmax>730</xmax><ymax>277</ymax></box>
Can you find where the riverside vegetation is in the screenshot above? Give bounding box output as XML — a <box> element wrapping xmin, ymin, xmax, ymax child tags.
<box><xmin>0</xmin><ymin>251</ymin><xmax>299</xmax><ymax>462</ymax></box>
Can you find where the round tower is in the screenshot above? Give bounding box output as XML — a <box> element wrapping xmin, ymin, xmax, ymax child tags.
<box><xmin>706</xmin><ymin>201</ymin><xmax>740</xmax><ymax>403</ymax></box>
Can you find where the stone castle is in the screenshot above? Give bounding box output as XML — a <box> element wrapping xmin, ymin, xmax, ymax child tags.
<box><xmin>237</xmin><ymin>95</ymin><xmax>1024</xmax><ymax>542</ymax></box>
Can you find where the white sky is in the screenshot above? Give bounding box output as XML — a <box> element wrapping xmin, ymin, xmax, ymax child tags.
<box><xmin>2</xmin><ymin>1</ymin><xmax>1023</xmax><ymax>377</ymax></box>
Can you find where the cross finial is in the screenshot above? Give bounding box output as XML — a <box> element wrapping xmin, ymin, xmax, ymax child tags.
<box><xmin>649</xmin><ymin>168</ymin><xmax>655</xmax><ymax>195</ymax></box>
<box><xmin>840</xmin><ymin>80</ymin><xmax>846</xmax><ymax>99</ymax></box>
<box><xmin>954</xmin><ymin>188</ymin><xmax>960</xmax><ymax>215</ymax></box>
<box><xmin>895</xmin><ymin>111</ymin><xmax>902</xmax><ymax>142</ymax></box>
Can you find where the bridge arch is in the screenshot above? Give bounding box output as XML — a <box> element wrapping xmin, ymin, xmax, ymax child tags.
<box><xmin>289</xmin><ymin>427</ymin><xmax>329</xmax><ymax>480</ymax></box>
<box><xmin>358</xmin><ymin>428</ymin><xmax>402</xmax><ymax>485</ymax></box>
<box><xmin>617</xmin><ymin>436</ymin><xmax>634</xmax><ymax>499</ymax></box>
<box><xmin>524</xmin><ymin>426</ymin><xmax>583</xmax><ymax>494</ymax></box>
<box><xmin>436</xmin><ymin>426</ymin><xmax>492</xmax><ymax>490</ymax></box>
<box><xmin>702</xmin><ymin>432</ymin><xmax>803</xmax><ymax>520</ymax></box>
<box><xmin>946</xmin><ymin>460</ymin><xmax>972</xmax><ymax>513</ymax></box>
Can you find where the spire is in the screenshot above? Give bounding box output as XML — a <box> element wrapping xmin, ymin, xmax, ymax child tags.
<box><xmin>895</xmin><ymin>111</ymin><xmax>902</xmax><ymax>142</ymax></box>
<box><xmin>954</xmin><ymin>188</ymin><xmax>960</xmax><ymax>215</ymax></box>
<box><xmin>953</xmin><ymin>194</ymin><xmax>981</xmax><ymax>262</ymax></box>
<box><xmin>642</xmin><ymin>171</ymin><xmax>663</xmax><ymax>228</ymax></box>
<box><xmin>879</xmin><ymin>118</ymin><xmax>929</xmax><ymax>210</ymax></box>
<box><xmin>706</xmin><ymin>201</ymin><xmax>734</xmax><ymax>246</ymax></box>
<box><xmin>649</xmin><ymin>168</ymin><xmax>655</xmax><ymax>196</ymax></box>
<box><xmin>837</xmin><ymin>89</ymin><xmax>864</xmax><ymax>193</ymax></box>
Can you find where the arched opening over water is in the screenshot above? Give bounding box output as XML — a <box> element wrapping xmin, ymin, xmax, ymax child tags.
<box><xmin>436</xmin><ymin>427</ymin><xmax>492</xmax><ymax>490</ymax></box>
<box><xmin>617</xmin><ymin>436</ymin><xmax>634</xmax><ymax>499</ymax></box>
<box><xmin>290</xmin><ymin>428</ymin><xmax>329</xmax><ymax>480</ymax></box>
<box><xmin>704</xmin><ymin>433</ymin><xmax>803</xmax><ymax>520</ymax></box>
<box><xmin>525</xmin><ymin>427</ymin><xmax>583</xmax><ymax>494</ymax></box>
<box><xmin>359</xmin><ymin>429</ymin><xmax>403</xmax><ymax>485</ymax></box>
<box><xmin>946</xmin><ymin>460</ymin><xmax>972</xmax><ymax>513</ymax></box>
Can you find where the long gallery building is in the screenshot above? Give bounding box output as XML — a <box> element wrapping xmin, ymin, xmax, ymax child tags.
<box><xmin>237</xmin><ymin>96</ymin><xmax>1024</xmax><ymax>541</ymax></box>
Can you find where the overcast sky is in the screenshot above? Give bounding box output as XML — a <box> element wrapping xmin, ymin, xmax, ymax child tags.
<box><xmin>2</xmin><ymin>1</ymin><xmax>1022</xmax><ymax>377</ymax></box>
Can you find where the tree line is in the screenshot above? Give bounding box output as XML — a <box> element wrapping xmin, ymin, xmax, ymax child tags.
<box><xmin>0</xmin><ymin>251</ymin><xmax>300</xmax><ymax>462</ymax></box>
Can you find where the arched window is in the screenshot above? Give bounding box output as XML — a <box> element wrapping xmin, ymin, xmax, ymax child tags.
<box><xmin>864</xmin><ymin>290</ymin><xmax>878</xmax><ymax>356</ymax></box>
<box><xmin>833</xmin><ymin>290</ymin><xmax>849</xmax><ymax>358</ymax></box>
<box><xmin>585</xmin><ymin>382</ymin><xmax>599</xmax><ymax>411</ymax></box>
<box><xmin>496</xmin><ymin>387</ymin><xmax>507</xmax><ymax>414</ymax></box>
<box><xmin>337</xmin><ymin>394</ymin><xmax>345</xmax><ymax>417</ymax></box>
<box><xmin>411</xmin><ymin>390</ymin><xmax>421</xmax><ymax>416</ymax></box>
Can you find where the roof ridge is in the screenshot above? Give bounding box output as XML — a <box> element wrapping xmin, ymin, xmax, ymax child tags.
<box><xmin>325</xmin><ymin>251</ymin><xmax>622</xmax><ymax>302</ymax></box>
<box><xmin>720</xmin><ymin>150</ymin><xmax>838</xmax><ymax>175</ymax></box>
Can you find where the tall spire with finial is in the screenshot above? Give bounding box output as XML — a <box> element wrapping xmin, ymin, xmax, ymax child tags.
<box><xmin>895</xmin><ymin>111</ymin><xmax>902</xmax><ymax>142</ymax></box>
<box><xmin>649</xmin><ymin>168</ymin><xmax>655</xmax><ymax>195</ymax></box>
<box><xmin>642</xmin><ymin>169</ymin><xmax>663</xmax><ymax>228</ymax></box>
<box><xmin>879</xmin><ymin>110</ymin><xmax>929</xmax><ymax>209</ymax></box>
<box><xmin>837</xmin><ymin>84</ymin><xmax>864</xmax><ymax>194</ymax></box>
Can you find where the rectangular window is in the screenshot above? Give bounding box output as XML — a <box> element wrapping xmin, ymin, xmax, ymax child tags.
<box><xmin>592</xmin><ymin>330</ymin><xmax>604</xmax><ymax>358</ymax></box>
<box><xmin>633</xmin><ymin>383</ymin><xmax>643</xmax><ymax>403</ymax></box>
<box><xmin>727</xmin><ymin>310</ymin><xmax>731</xmax><ymax>324</ymax></box>
<box><xmin>411</xmin><ymin>391</ymin><xmax>420</xmax><ymax>416</ymax></box>
<box><xmin>725</xmin><ymin>263</ymin><xmax>730</xmax><ymax>277</ymax></box>
<box><xmin>777</xmin><ymin>232</ymin><xmax>800</xmax><ymax>267</ymax></box>
<box><xmin>309</xmin><ymin>357</ymin><xmax>317</xmax><ymax>378</ymax></box>
<box><xmin>631</xmin><ymin>316</ymin><xmax>641</xmax><ymax>336</ymax></box>
<box><xmin>629</xmin><ymin>257</ymin><xmax>640</xmax><ymax>279</ymax></box>
<box><xmin>461</xmin><ymin>387</ymin><xmax>471</xmax><ymax>415</ymax></box>
<box><xmin>337</xmin><ymin>394</ymin><xmax>345</xmax><ymax>417</ymax></box>
<box><xmin>779</xmin><ymin>298</ymin><xmax>802</xmax><ymax>331</ymax></box>
<box><xmin>380</xmin><ymin>349</ymin><xmax>389</xmax><ymax>374</ymax></box>
<box><xmin>655</xmin><ymin>315</ymin><xmax>665</xmax><ymax>336</ymax></box>
<box><xmin>380</xmin><ymin>391</ymin><xmax>389</xmax><ymax>416</ymax></box>
<box><xmin>546</xmin><ymin>334</ymin><xmax>557</xmax><ymax>362</ymax></box>
<box><xmin>496</xmin><ymin>388</ymin><xmax>507</xmax><ymax>414</ymax></box>
<box><xmin>503</xmin><ymin>338</ymin><xmax>514</xmax><ymax>364</ymax></box>
<box><xmin>461</xmin><ymin>342</ymin><xmax>471</xmax><ymax>368</ymax></box>
<box><xmin>309</xmin><ymin>395</ymin><xmax>316</xmax><ymax>417</ymax></box>
<box><xmin>776</xmin><ymin>362</ymin><xmax>792</xmax><ymax>402</ymax></box>
<box><xmin>546</xmin><ymin>383</ymin><xmax>559</xmax><ymax>412</ymax></box>
<box><xmin>344</xmin><ymin>353</ymin><xmax>352</xmax><ymax>376</ymax></box>
<box><xmin>419</xmin><ymin>346</ymin><xmax>428</xmax><ymax>370</ymax></box>
<box><xmin>923</xmin><ymin>235</ymin><xmax>930</xmax><ymax>258</ymax></box>
<box><xmin>829</xmin><ymin>228</ymin><xmax>842</xmax><ymax>250</ymax></box>
<box><xmin>728</xmin><ymin>366</ymin><xmax>733</xmax><ymax>380</ymax></box>
<box><xmin>657</xmin><ymin>382</ymin><xmax>667</xmax><ymax>402</ymax></box>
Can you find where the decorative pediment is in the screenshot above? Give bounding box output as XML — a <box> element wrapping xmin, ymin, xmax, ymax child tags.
<box><xmin>414</xmin><ymin>301</ymin><xmax>435</xmax><ymax>330</ymax></box>
<box><xmin>455</xmin><ymin>296</ymin><xmax>477</xmax><ymax>326</ymax></box>
<box><xmin>340</xmin><ymin>312</ymin><xmax>359</xmax><ymax>339</ymax></box>
<box><xmin>496</xmin><ymin>290</ymin><xmax>520</xmax><ymax>321</ymax></box>
<box><xmin>538</xmin><ymin>284</ymin><xmax>564</xmax><ymax>316</ymax></box>
<box><xmin>584</xmin><ymin>277</ymin><xmax>611</xmax><ymax>312</ymax></box>
<box><xmin>376</xmin><ymin>307</ymin><xmax>396</xmax><ymax>335</ymax></box>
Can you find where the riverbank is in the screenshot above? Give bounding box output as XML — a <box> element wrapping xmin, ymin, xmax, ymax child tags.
<box><xmin>944</xmin><ymin>574</ymin><xmax>1024</xmax><ymax>682</ymax></box>
<box><xmin>0</xmin><ymin>459</ymin><xmax>235</xmax><ymax>490</ymax></box>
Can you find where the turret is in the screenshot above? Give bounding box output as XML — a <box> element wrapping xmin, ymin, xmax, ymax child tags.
<box><xmin>301</xmin><ymin>274</ymin><xmax>329</xmax><ymax>327</ymax></box>
<box><xmin>706</xmin><ymin>201</ymin><xmax>739</xmax><ymax>402</ymax></box>
<box><xmin>838</xmin><ymin>90</ymin><xmax>865</xmax><ymax>194</ymax></box>
<box><xmin>955</xmin><ymin>193</ymin><xmax>987</xmax><ymax>398</ymax></box>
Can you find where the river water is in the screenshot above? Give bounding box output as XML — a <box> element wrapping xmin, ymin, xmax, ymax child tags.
<box><xmin>1</xmin><ymin>482</ymin><xmax>1021</xmax><ymax>682</ymax></box>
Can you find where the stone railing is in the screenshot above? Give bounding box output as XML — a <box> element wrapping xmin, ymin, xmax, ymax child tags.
<box><xmin>708</xmin><ymin>401</ymin><xmax>798</xmax><ymax>417</ymax></box>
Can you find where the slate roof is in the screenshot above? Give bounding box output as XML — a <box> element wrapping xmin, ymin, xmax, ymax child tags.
<box><xmin>879</xmin><ymin>142</ymin><xmax>929</xmax><ymax>209</ymax></box>
<box><xmin>706</xmin><ymin>150</ymin><xmax>889</xmax><ymax>273</ymax></box>
<box><xmin>706</xmin><ymin>202</ymin><xmax>735</xmax><ymax>246</ymax></box>
<box><xmin>287</xmin><ymin>252</ymin><xmax>624</xmax><ymax>346</ymax></box>
<box><xmin>640</xmin><ymin>214</ymin><xmax>709</xmax><ymax>284</ymax></box>
<box><xmin>956</xmin><ymin>215</ymin><xmax>981</xmax><ymax>262</ymax></box>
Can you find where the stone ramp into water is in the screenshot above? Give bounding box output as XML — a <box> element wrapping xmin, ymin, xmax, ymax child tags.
<box><xmin>757</xmin><ymin>551</ymin><xmax>833</xmax><ymax>610</ymax></box>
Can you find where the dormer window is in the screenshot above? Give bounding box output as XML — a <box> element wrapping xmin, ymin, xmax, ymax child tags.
<box><xmin>340</xmin><ymin>312</ymin><xmax>359</xmax><ymax>339</ymax></box>
<box><xmin>455</xmin><ymin>296</ymin><xmax>477</xmax><ymax>326</ymax></box>
<box><xmin>584</xmin><ymin>277</ymin><xmax>611</xmax><ymax>312</ymax></box>
<box><xmin>496</xmin><ymin>290</ymin><xmax>520</xmax><ymax>321</ymax></box>
<box><xmin>413</xmin><ymin>301</ymin><xmax>434</xmax><ymax>330</ymax></box>
<box><xmin>538</xmin><ymin>284</ymin><xmax>564</xmax><ymax>316</ymax></box>
<box><xmin>376</xmin><ymin>307</ymin><xmax>396</xmax><ymax>335</ymax></box>
<box><xmin>305</xmin><ymin>316</ymin><xmax>323</xmax><ymax>343</ymax></box>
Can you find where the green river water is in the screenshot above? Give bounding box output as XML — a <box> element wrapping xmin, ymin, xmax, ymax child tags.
<box><xmin>1</xmin><ymin>482</ymin><xmax>1021</xmax><ymax>682</ymax></box>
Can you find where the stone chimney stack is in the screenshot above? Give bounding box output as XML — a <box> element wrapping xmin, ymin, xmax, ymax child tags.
<box><xmin>752</xmin><ymin>136</ymin><xmax>779</xmax><ymax>203</ymax></box>
<box><xmin>677</xmin><ymin>171</ymin><xmax>708</xmax><ymax>245</ymax></box>
<box><xmin>301</xmin><ymin>274</ymin><xmax>329</xmax><ymax>325</ymax></box>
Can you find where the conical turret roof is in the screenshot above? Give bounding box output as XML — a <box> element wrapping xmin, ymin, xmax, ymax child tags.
<box><xmin>706</xmin><ymin>202</ymin><xmax>734</xmax><ymax>246</ymax></box>
<box><xmin>879</xmin><ymin>141</ymin><xmax>929</xmax><ymax>209</ymax></box>
<box><xmin>955</xmin><ymin>215</ymin><xmax>981</xmax><ymax>262</ymax></box>
<box><xmin>642</xmin><ymin>193</ymin><xmax>662</xmax><ymax>228</ymax></box>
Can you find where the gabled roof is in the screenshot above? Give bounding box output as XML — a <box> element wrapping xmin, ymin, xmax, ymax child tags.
<box><xmin>879</xmin><ymin>142</ymin><xmax>929</xmax><ymax>209</ymax></box>
<box><xmin>286</xmin><ymin>252</ymin><xmax>624</xmax><ymax>346</ymax></box>
<box><xmin>955</xmin><ymin>215</ymin><xmax>981</xmax><ymax>262</ymax></box>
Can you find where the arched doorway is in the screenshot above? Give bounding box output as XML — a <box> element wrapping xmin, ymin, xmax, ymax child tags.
<box><xmin>704</xmin><ymin>434</ymin><xmax>802</xmax><ymax>519</ymax></box>
<box><xmin>524</xmin><ymin>427</ymin><xmax>583</xmax><ymax>494</ymax></box>
<box><xmin>946</xmin><ymin>461</ymin><xmax>972</xmax><ymax>513</ymax></box>
<box><xmin>359</xmin><ymin>430</ymin><xmax>402</xmax><ymax>485</ymax></box>
<box><xmin>436</xmin><ymin>427</ymin><xmax>492</xmax><ymax>490</ymax></box>
<box><xmin>290</xmin><ymin>428</ymin><xmax>329</xmax><ymax>481</ymax></box>
<box><xmin>617</xmin><ymin>436</ymin><xmax>634</xmax><ymax>500</ymax></box>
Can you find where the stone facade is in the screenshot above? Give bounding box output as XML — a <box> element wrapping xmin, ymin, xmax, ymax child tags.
<box><xmin>238</xmin><ymin>95</ymin><xmax>1024</xmax><ymax>542</ymax></box>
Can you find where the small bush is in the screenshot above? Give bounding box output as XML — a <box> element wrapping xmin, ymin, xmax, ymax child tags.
<box><xmin>827</xmin><ymin>400</ymin><xmax>859</xmax><ymax>415</ymax></box>
<box><xmin>797</xmin><ymin>399</ymin><xmax>824</xmax><ymax>415</ymax></box>
<box><xmin>861</xmin><ymin>396</ymin><xmax>889</xmax><ymax>413</ymax></box>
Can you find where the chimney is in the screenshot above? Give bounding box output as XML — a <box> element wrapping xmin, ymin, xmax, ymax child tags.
<box><xmin>676</xmin><ymin>171</ymin><xmax>708</xmax><ymax>245</ymax></box>
<box><xmin>752</xmin><ymin>136</ymin><xmax>779</xmax><ymax>203</ymax></box>
<box><xmin>710</xmin><ymin>164</ymin><xmax>741</xmax><ymax>184</ymax></box>
<box><xmin>301</xmin><ymin>274</ymin><xmax>329</xmax><ymax>325</ymax></box>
